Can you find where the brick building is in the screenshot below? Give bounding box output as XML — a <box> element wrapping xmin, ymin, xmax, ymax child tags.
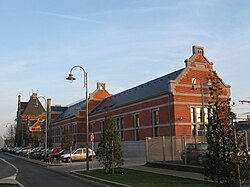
<box><xmin>50</xmin><ymin>83</ymin><xmax>111</xmax><ymax>148</ymax></box>
<box><xmin>16</xmin><ymin>93</ymin><xmax>46</xmax><ymax>147</ymax></box>
<box><xmin>16</xmin><ymin>46</ymin><xmax>231</xmax><ymax>160</ymax></box>
<box><xmin>89</xmin><ymin>46</ymin><xmax>230</xmax><ymax>158</ymax></box>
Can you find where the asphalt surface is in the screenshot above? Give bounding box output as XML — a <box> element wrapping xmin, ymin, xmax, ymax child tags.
<box><xmin>0</xmin><ymin>155</ymin><xmax>17</xmax><ymax>179</ymax></box>
<box><xmin>0</xmin><ymin>151</ymin><xmax>208</xmax><ymax>187</ymax></box>
<box><xmin>0</xmin><ymin>152</ymin><xmax>115</xmax><ymax>187</ymax></box>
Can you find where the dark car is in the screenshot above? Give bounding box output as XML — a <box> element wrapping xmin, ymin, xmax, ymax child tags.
<box><xmin>41</xmin><ymin>147</ymin><xmax>62</xmax><ymax>161</ymax></box>
<box><xmin>48</xmin><ymin>149</ymin><xmax>70</xmax><ymax>163</ymax></box>
<box><xmin>181</xmin><ymin>143</ymin><xmax>208</xmax><ymax>164</ymax></box>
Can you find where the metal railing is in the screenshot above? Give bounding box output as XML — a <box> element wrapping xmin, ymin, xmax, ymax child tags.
<box><xmin>146</xmin><ymin>135</ymin><xmax>206</xmax><ymax>163</ymax></box>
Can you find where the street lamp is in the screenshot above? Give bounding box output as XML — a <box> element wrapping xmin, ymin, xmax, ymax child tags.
<box><xmin>191</xmin><ymin>78</ymin><xmax>206</xmax><ymax>142</ymax></box>
<box><xmin>36</xmin><ymin>96</ymin><xmax>48</xmax><ymax>160</ymax></box>
<box><xmin>66</xmin><ymin>65</ymin><xmax>89</xmax><ymax>171</ymax></box>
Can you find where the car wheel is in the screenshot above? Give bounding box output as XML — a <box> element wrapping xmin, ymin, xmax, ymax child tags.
<box><xmin>50</xmin><ymin>157</ymin><xmax>54</xmax><ymax>163</ymax></box>
<box><xmin>67</xmin><ymin>157</ymin><xmax>72</xmax><ymax>162</ymax></box>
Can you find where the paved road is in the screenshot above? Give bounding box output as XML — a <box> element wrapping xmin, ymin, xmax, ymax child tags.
<box><xmin>0</xmin><ymin>153</ymin><xmax>17</xmax><ymax>179</ymax></box>
<box><xmin>0</xmin><ymin>152</ymin><xmax>112</xmax><ymax>187</ymax></box>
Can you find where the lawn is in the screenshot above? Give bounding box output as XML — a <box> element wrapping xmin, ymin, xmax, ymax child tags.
<box><xmin>82</xmin><ymin>168</ymin><xmax>216</xmax><ymax>187</ymax></box>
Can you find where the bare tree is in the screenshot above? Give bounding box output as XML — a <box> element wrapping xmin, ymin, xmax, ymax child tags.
<box><xmin>4</xmin><ymin>124</ymin><xmax>15</xmax><ymax>146</ymax></box>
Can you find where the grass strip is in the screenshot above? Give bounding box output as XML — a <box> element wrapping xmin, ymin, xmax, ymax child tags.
<box><xmin>82</xmin><ymin>168</ymin><xmax>216</xmax><ymax>187</ymax></box>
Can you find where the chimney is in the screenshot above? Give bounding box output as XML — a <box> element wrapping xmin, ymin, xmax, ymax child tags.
<box><xmin>192</xmin><ymin>46</ymin><xmax>204</xmax><ymax>55</ymax></box>
<box><xmin>97</xmin><ymin>82</ymin><xmax>106</xmax><ymax>90</ymax></box>
<box><xmin>18</xmin><ymin>95</ymin><xmax>21</xmax><ymax>109</ymax></box>
<box><xmin>31</xmin><ymin>93</ymin><xmax>38</xmax><ymax>99</ymax></box>
<box><xmin>247</xmin><ymin>115</ymin><xmax>250</xmax><ymax>121</ymax></box>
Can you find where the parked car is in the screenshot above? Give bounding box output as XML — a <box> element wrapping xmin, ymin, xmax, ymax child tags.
<box><xmin>48</xmin><ymin>149</ymin><xmax>70</xmax><ymax>163</ymax></box>
<box><xmin>14</xmin><ymin>147</ymin><xmax>23</xmax><ymax>155</ymax></box>
<box><xmin>33</xmin><ymin>148</ymin><xmax>46</xmax><ymax>159</ymax></box>
<box><xmin>29</xmin><ymin>147</ymin><xmax>44</xmax><ymax>158</ymax></box>
<box><xmin>42</xmin><ymin>147</ymin><xmax>62</xmax><ymax>161</ymax></box>
<box><xmin>21</xmin><ymin>147</ymin><xmax>31</xmax><ymax>156</ymax></box>
<box><xmin>181</xmin><ymin>143</ymin><xmax>208</xmax><ymax>164</ymax></box>
<box><xmin>60</xmin><ymin>148</ymin><xmax>96</xmax><ymax>162</ymax></box>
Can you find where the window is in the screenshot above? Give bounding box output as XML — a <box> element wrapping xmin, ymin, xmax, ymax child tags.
<box><xmin>152</xmin><ymin>109</ymin><xmax>159</xmax><ymax>137</ymax></box>
<box><xmin>134</xmin><ymin>113</ymin><xmax>139</xmax><ymax>128</ymax></box>
<box><xmin>190</xmin><ymin>107</ymin><xmax>209</xmax><ymax>137</ymax></box>
<box><xmin>204</xmin><ymin>108</ymin><xmax>208</xmax><ymax>123</ymax></box>
<box><xmin>196</xmin><ymin>108</ymin><xmax>201</xmax><ymax>123</ymax></box>
<box><xmin>76</xmin><ymin>149</ymin><xmax>82</xmax><ymax>154</ymax></box>
<box><xmin>91</xmin><ymin>122</ymin><xmax>95</xmax><ymax>133</ymax></box>
<box><xmin>191</xmin><ymin>107</ymin><xmax>196</xmax><ymax>123</ymax></box>
<box><xmin>120</xmin><ymin>117</ymin><xmax>124</xmax><ymax>141</ymax></box>
<box><xmin>100</xmin><ymin>120</ymin><xmax>104</xmax><ymax>134</ymax></box>
<box><xmin>134</xmin><ymin>113</ymin><xmax>140</xmax><ymax>141</ymax></box>
<box><xmin>114</xmin><ymin>117</ymin><xmax>124</xmax><ymax>141</ymax></box>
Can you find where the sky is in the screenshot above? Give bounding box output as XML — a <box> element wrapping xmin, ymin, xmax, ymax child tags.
<box><xmin>1</xmin><ymin>0</ymin><xmax>250</xmax><ymax>138</ymax></box>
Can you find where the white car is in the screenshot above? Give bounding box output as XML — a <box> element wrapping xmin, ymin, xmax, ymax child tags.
<box><xmin>60</xmin><ymin>148</ymin><xmax>96</xmax><ymax>162</ymax></box>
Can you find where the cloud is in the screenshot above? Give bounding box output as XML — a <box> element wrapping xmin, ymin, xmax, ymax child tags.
<box><xmin>38</xmin><ymin>11</ymin><xmax>105</xmax><ymax>25</ymax></box>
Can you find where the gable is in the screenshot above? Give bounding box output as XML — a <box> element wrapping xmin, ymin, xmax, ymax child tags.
<box><xmin>184</xmin><ymin>46</ymin><xmax>213</xmax><ymax>71</ymax></box>
<box><xmin>89</xmin><ymin>82</ymin><xmax>112</xmax><ymax>100</ymax></box>
<box><xmin>170</xmin><ymin>46</ymin><xmax>230</xmax><ymax>97</ymax></box>
<box><xmin>22</xmin><ymin>93</ymin><xmax>45</xmax><ymax>116</ymax></box>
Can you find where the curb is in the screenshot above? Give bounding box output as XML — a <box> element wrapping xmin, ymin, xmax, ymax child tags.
<box><xmin>0</xmin><ymin>178</ymin><xmax>24</xmax><ymax>187</ymax></box>
<box><xmin>70</xmin><ymin>171</ymin><xmax>133</xmax><ymax>187</ymax></box>
<box><xmin>4</xmin><ymin>152</ymin><xmax>62</xmax><ymax>167</ymax></box>
<box><xmin>145</xmin><ymin>162</ymin><xmax>204</xmax><ymax>174</ymax></box>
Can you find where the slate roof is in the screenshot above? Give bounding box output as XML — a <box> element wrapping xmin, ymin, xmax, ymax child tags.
<box><xmin>91</xmin><ymin>68</ymin><xmax>185</xmax><ymax>114</ymax></box>
<box><xmin>22</xmin><ymin>98</ymin><xmax>45</xmax><ymax>116</ymax></box>
<box><xmin>51</xmin><ymin>106</ymin><xmax>68</xmax><ymax>112</ymax></box>
<box><xmin>55</xmin><ymin>100</ymin><xmax>86</xmax><ymax>120</ymax></box>
<box><xmin>20</xmin><ymin>102</ymin><xmax>28</xmax><ymax>115</ymax></box>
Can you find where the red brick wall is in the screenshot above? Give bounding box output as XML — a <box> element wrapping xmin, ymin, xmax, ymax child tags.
<box><xmin>89</xmin><ymin>48</ymin><xmax>230</xmax><ymax>142</ymax></box>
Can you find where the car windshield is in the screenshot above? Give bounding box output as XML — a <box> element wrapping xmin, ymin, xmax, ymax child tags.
<box><xmin>197</xmin><ymin>144</ymin><xmax>208</xmax><ymax>150</ymax></box>
<box><xmin>59</xmin><ymin>149</ymin><xmax>65</xmax><ymax>154</ymax></box>
<box><xmin>186</xmin><ymin>143</ymin><xmax>208</xmax><ymax>150</ymax></box>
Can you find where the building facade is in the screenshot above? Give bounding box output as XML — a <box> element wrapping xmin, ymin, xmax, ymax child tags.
<box><xmin>89</xmin><ymin>46</ymin><xmax>231</xmax><ymax>158</ymax></box>
<box><xmin>16</xmin><ymin>93</ymin><xmax>46</xmax><ymax>147</ymax></box>
<box><xmin>15</xmin><ymin>46</ymin><xmax>231</xmax><ymax>160</ymax></box>
<box><xmin>50</xmin><ymin>82</ymin><xmax>111</xmax><ymax>148</ymax></box>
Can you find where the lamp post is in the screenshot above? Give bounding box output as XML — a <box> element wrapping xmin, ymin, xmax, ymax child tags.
<box><xmin>66</xmin><ymin>65</ymin><xmax>89</xmax><ymax>171</ymax></box>
<box><xmin>191</xmin><ymin>78</ymin><xmax>206</xmax><ymax>142</ymax></box>
<box><xmin>37</xmin><ymin>96</ymin><xmax>48</xmax><ymax>160</ymax></box>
